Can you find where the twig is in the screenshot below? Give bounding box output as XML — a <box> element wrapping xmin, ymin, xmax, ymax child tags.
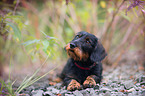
<box><xmin>102</xmin><ymin>0</ymin><xmax>126</xmax><ymax>64</ymax></box>
<box><xmin>102</xmin><ymin>0</ymin><xmax>126</xmax><ymax>39</ymax></box>
<box><xmin>92</xmin><ymin>0</ymin><xmax>98</xmax><ymax>34</ymax></box>
<box><xmin>68</xmin><ymin>5</ymin><xmax>81</xmax><ymax>33</ymax></box>
<box><xmin>113</xmin><ymin>28</ymin><xmax>141</xmax><ymax>67</ymax></box>
<box><xmin>112</xmin><ymin>20</ymin><xmax>144</xmax><ymax>63</ymax></box>
<box><xmin>111</xmin><ymin>24</ymin><xmax>134</xmax><ymax>55</ymax></box>
<box><xmin>13</xmin><ymin>0</ymin><xmax>20</xmax><ymax>15</ymax></box>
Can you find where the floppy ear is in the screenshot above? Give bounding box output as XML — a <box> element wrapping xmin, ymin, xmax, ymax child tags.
<box><xmin>90</xmin><ymin>41</ymin><xmax>107</xmax><ymax>62</ymax></box>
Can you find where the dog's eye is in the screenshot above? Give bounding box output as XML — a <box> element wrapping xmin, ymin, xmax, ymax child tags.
<box><xmin>76</xmin><ymin>35</ymin><xmax>81</xmax><ymax>39</ymax></box>
<box><xmin>86</xmin><ymin>38</ymin><xmax>90</xmax><ymax>44</ymax></box>
<box><xmin>76</xmin><ymin>35</ymin><xmax>79</xmax><ymax>39</ymax></box>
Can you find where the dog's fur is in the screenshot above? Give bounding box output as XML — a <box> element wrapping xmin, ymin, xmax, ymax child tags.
<box><xmin>59</xmin><ymin>31</ymin><xmax>107</xmax><ymax>91</ymax></box>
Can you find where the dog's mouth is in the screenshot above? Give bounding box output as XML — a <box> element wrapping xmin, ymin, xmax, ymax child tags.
<box><xmin>65</xmin><ymin>43</ymin><xmax>89</xmax><ymax>61</ymax></box>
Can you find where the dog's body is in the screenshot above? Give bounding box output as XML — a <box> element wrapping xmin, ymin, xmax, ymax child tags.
<box><xmin>59</xmin><ymin>31</ymin><xmax>107</xmax><ymax>91</ymax></box>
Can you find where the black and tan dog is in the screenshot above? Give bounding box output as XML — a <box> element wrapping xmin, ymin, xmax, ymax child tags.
<box><xmin>59</xmin><ymin>31</ymin><xmax>107</xmax><ymax>91</ymax></box>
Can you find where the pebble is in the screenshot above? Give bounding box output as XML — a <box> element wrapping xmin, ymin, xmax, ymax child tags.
<box><xmin>31</xmin><ymin>90</ymin><xmax>43</xmax><ymax>96</ymax></box>
<box><xmin>104</xmin><ymin>91</ymin><xmax>111</xmax><ymax>96</ymax></box>
<box><xmin>15</xmin><ymin>64</ymin><xmax>145</xmax><ymax>96</ymax></box>
<box><xmin>51</xmin><ymin>88</ymin><xmax>60</xmax><ymax>94</ymax></box>
<box><xmin>100</xmin><ymin>87</ymin><xmax>112</xmax><ymax>92</ymax></box>
<box><xmin>43</xmin><ymin>91</ymin><xmax>54</xmax><ymax>96</ymax></box>
<box><xmin>123</xmin><ymin>80</ymin><xmax>134</xmax><ymax>89</ymax></box>
<box><xmin>80</xmin><ymin>90</ymin><xmax>90</xmax><ymax>96</ymax></box>
<box><xmin>73</xmin><ymin>90</ymin><xmax>83</xmax><ymax>96</ymax></box>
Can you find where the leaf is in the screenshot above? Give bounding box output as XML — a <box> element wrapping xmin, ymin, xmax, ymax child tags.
<box><xmin>120</xmin><ymin>12</ymin><xmax>131</xmax><ymax>22</ymax></box>
<box><xmin>42</xmin><ymin>40</ymin><xmax>49</xmax><ymax>50</ymax></box>
<box><xmin>7</xmin><ymin>21</ymin><xmax>21</xmax><ymax>41</ymax></box>
<box><xmin>42</xmin><ymin>40</ymin><xmax>51</xmax><ymax>55</ymax></box>
<box><xmin>100</xmin><ymin>1</ymin><xmax>106</xmax><ymax>8</ymax></box>
<box><xmin>108</xmin><ymin>8</ymin><xmax>115</xmax><ymax>13</ymax></box>
<box><xmin>36</xmin><ymin>43</ymin><xmax>41</xmax><ymax>50</ymax></box>
<box><xmin>22</xmin><ymin>39</ymin><xmax>40</xmax><ymax>46</ymax></box>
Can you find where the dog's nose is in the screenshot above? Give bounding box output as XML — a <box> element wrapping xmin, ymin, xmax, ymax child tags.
<box><xmin>70</xmin><ymin>43</ymin><xmax>76</xmax><ymax>49</ymax></box>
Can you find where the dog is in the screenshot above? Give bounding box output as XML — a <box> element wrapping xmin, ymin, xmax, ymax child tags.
<box><xmin>59</xmin><ymin>31</ymin><xmax>107</xmax><ymax>91</ymax></box>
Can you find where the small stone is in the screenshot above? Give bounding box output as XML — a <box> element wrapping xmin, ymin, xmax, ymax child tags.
<box><xmin>47</xmin><ymin>86</ymin><xmax>55</xmax><ymax>91</ymax></box>
<box><xmin>142</xmin><ymin>91</ymin><xmax>145</xmax><ymax>96</ymax></box>
<box><xmin>54</xmin><ymin>83</ymin><xmax>62</xmax><ymax>89</ymax></box>
<box><xmin>89</xmin><ymin>88</ymin><xmax>96</xmax><ymax>96</ymax></box>
<box><xmin>126</xmin><ymin>88</ymin><xmax>135</xmax><ymax>92</ymax></box>
<box><xmin>113</xmin><ymin>88</ymin><xmax>119</xmax><ymax>92</ymax></box>
<box><xmin>85</xmin><ymin>88</ymin><xmax>93</xmax><ymax>93</ymax></box>
<box><xmin>43</xmin><ymin>91</ymin><xmax>54</xmax><ymax>96</ymax></box>
<box><xmin>119</xmin><ymin>86</ymin><xmax>125</xmax><ymax>90</ymax></box>
<box><xmin>24</xmin><ymin>94</ymin><xmax>29</xmax><ymax>96</ymax></box>
<box><xmin>60</xmin><ymin>89</ymin><xmax>67</xmax><ymax>94</ymax></box>
<box><xmin>65</xmin><ymin>94</ymin><xmax>74</xmax><ymax>96</ymax></box>
<box><xmin>111</xmin><ymin>91</ymin><xmax>117</xmax><ymax>94</ymax></box>
<box><xmin>73</xmin><ymin>90</ymin><xmax>83</xmax><ymax>96</ymax></box>
<box><xmin>140</xmin><ymin>81</ymin><xmax>145</xmax><ymax>86</ymax></box>
<box><xmin>104</xmin><ymin>91</ymin><xmax>111</xmax><ymax>96</ymax></box>
<box><xmin>136</xmin><ymin>76</ymin><xmax>145</xmax><ymax>83</ymax></box>
<box><xmin>123</xmin><ymin>80</ymin><xmax>134</xmax><ymax>89</ymax></box>
<box><xmin>112</xmin><ymin>81</ymin><xmax>118</xmax><ymax>83</ymax></box>
<box><xmin>61</xmin><ymin>86</ymin><xmax>66</xmax><ymax>90</ymax></box>
<box><xmin>80</xmin><ymin>90</ymin><xmax>90</xmax><ymax>96</ymax></box>
<box><xmin>128</xmin><ymin>93</ymin><xmax>133</xmax><ymax>96</ymax></box>
<box><xmin>98</xmin><ymin>93</ymin><xmax>105</xmax><ymax>96</ymax></box>
<box><xmin>132</xmin><ymin>90</ymin><xmax>138</xmax><ymax>95</ymax></box>
<box><xmin>31</xmin><ymin>90</ymin><xmax>43</xmax><ymax>96</ymax></box>
<box><xmin>51</xmin><ymin>88</ymin><xmax>60</xmax><ymax>94</ymax></box>
<box><xmin>116</xmin><ymin>92</ymin><xmax>125</xmax><ymax>96</ymax></box>
<box><xmin>66</xmin><ymin>91</ymin><xmax>73</xmax><ymax>94</ymax></box>
<box><xmin>133</xmin><ymin>85</ymin><xmax>139</xmax><ymax>91</ymax></box>
<box><xmin>110</xmin><ymin>83</ymin><xmax>117</xmax><ymax>88</ymax></box>
<box><xmin>100</xmin><ymin>87</ymin><xmax>111</xmax><ymax>93</ymax></box>
<box><xmin>94</xmin><ymin>84</ymin><xmax>99</xmax><ymax>89</ymax></box>
<box><xmin>136</xmin><ymin>83</ymin><xmax>140</xmax><ymax>86</ymax></box>
<box><xmin>28</xmin><ymin>86</ymin><xmax>35</xmax><ymax>90</ymax></box>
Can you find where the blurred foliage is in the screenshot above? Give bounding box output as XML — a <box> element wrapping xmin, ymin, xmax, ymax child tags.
<box><xmin>0</xmin><ymin>0</ymin><xmax>145</xmax><ymax>69</ymax></box>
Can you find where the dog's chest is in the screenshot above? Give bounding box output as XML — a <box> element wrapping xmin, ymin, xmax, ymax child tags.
<box><xmin>72</xmin><ymin>66</ymin><xmax>93</xmax><ymax>83</ymax></box>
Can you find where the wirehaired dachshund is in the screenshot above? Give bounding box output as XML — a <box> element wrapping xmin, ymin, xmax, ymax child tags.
<box><xmin>59</xmin><ymin>31</ymin><xmax>107</xmax><ymax>91</ymax></box>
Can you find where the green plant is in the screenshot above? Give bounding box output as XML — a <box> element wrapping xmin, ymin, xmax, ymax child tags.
<box><xmin>15</xmin><ymin>55</ymin><xmax>61</xmax><ymax>94</ymax></box>
<box><xmin>0</xmin><ymin>57</ymin><xmax>15</xmax><ymax>96</ymax></box>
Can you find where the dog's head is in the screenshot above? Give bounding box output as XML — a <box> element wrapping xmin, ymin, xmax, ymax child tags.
<box><xmin>65</xmin><ymin>31</ymin><xmax>107</xmax><ymax>62</ymax></box>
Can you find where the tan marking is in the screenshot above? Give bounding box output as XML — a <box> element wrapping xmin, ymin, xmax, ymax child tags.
<box><xmin>67</xmin><ymin>79</ymin><xmax>81</xmax><ymax>91</ymax></box>
<box><xmin>82</xmin><ymin>53</ymin><xmax>89</xmax><ymax>61</ymax></box>
<box><xmin>73</xmin><ymin>47</ymin><xmax>83</xmax><ymax>60</ymax></box>
<box><xmin>49</xmin><ymin>77</ymin><xmax>62</xmax><ymax>86</ymax></box>
<box><xmin>65</xmin><ymin>43</ymin><xmax>70</xmax><ymax>50</ymax></box>
<box><xmin>53</xmin><ymin>77</ymin><xmax>62</xmax><ymax>83</ymax></box>
<box><xmin>49</xmin><ymin>82</ymin><xmax>57</xmax><ymax>86</ymax></box>
<box><xmin>65</xmin><ymin>43</ymin><xmax>89</xmax><ymax>61</ymax></box>
<box><xmin>83</xmin><ymin>75</ymin><xmax>96</xmax><ymax>87</ymax></box>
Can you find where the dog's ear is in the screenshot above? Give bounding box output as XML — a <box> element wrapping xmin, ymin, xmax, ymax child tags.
<box><xmin>90</xmin><ymin>41</ymin><xmax>107</xmax><ymax>62</ymax></box>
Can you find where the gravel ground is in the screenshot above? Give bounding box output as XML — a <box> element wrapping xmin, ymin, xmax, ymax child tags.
<box><xmin>13</xmin><ymin>63</ymin><xmax>145</xmax><ymax>96</ymax></box>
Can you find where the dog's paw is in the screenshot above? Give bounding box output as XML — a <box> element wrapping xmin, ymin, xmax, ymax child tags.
<box><xmin>67</xmin><ymin>79</ymin><xmax>81</xmax><ymax>91</ymax></box>
<box><xmin>49</xmin><ymin>77</ymin><xmax>62</xmax><ymax>86</ymax></box>
<box><xmin>49</xmin><ymin>81</ymin><xmax>57</xmax><ymax>86</ymax></box>
<box><xmin>83</xmin><ymin>75</ymin><xmax>96</xmax><ymax>88</ymax></box>
<box><xmin>53</xmin><ymin>77</ymin><xmax>62</xmax><ymax>83</ymax></box>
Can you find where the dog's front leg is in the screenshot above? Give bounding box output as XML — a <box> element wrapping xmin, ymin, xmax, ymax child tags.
<box><xmin>83</xmin><ymin>75</ymin><xmax>100</xmax><ymax>88</ymax></box>
<box><xmin>64</xmin><ymin>77</ymin><xmax>81</xmax><ymax>91</ymax></box>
